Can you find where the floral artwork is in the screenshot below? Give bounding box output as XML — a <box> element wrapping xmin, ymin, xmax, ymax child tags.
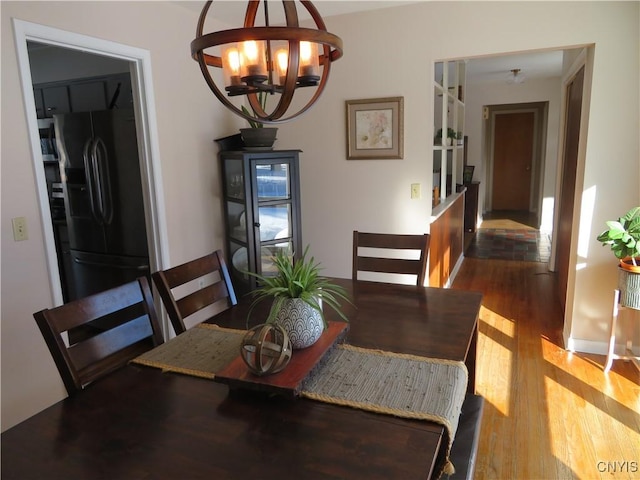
<box><xmin>355</xmin><ymin>109</ymin><xmax>393</xmax><ymax>150</ymax></box>
<box><xmin>346</xmin><ymin>97</ymin><xmax>403</xmax><ymax>159</ymax></box>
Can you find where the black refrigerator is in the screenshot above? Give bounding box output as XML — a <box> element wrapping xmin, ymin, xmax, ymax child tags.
<box><xmin>54</xmin><ymin>108</ymin><xmax>149</xmax><ymax>301</ymax></box>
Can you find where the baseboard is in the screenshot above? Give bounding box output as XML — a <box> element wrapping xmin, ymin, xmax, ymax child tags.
<box><xmin>444</xmin><ymin>253</ymin><xmax>465</xmax><ymax>288</ymax></box>
<box><xmin>566</xmin><ymin>337</ymin><xmax>640</xmax><ymax>356</ymax></box>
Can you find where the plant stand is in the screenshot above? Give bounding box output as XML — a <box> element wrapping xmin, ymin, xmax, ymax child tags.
<box><xmin>604</xmin><ymin>289</ymin><xmax>640</xmax><ymax>373</ymax></box>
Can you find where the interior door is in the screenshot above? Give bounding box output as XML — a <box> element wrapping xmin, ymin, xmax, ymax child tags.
<box><xmin>492</xmin><ymin>112</ymin><xmax>535</xmax><ymax>211</ymax></box>
<box><xmin>555</xmin><ymin>66</ymin><xmax>585</xmax><ymax>312</ymax></box>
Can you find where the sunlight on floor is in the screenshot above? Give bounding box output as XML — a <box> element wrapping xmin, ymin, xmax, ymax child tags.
<box><xmin>477</xmin><ymin>306</ymin><xmax>514</xmax><ymax>417</ymax></box>
<box><xmin>541</xmin><ymin>335</ymin><xmax>640</xmax><ymax>479</ymax></box>
<box><xmin>542</xmin><ymin>335</ymin><xmax>640</xmax><ymax>410</ymax></box>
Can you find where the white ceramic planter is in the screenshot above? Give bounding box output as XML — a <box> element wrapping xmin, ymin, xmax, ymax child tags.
<box><xmin>618</xmin><ymin>267</ymin><xmax>640</xmax><ymax>309</ymax></box>
<box><xmin>274</xmin><ymin>298</ymin><xmax>324</xmax><ymax>349</ymax></box>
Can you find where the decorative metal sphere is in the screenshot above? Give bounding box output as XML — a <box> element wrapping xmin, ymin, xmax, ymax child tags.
<box><xmin>240</xmin><ymin>323</ymin><xmax>292</xmax><ymax>376</ymax></box>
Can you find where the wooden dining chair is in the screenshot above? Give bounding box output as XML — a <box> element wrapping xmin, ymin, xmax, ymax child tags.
<box><xmin>33</xmin><ymin>277</ymin><xmax>164</xmax><ymax>396</ymax></box>
<box><xmin>352</xmin><ymin>231</ymin><xmax>430</xmax><ymax>286</ymax></box>
<box><xmin>152</xmin><ymin>249</ymin><xmax>237</xmax><ymax>335</ymax></box>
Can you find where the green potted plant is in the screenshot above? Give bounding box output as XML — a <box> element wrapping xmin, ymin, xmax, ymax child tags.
<box><xmin>247</xmin><ymin>245</ymin><xmax>351</xmax><ymax>349</ymax></box>
<box><xmin>239</xmin><ymin>91</ymin><xmax>278</xmax><ymax>149</ymax></box>
<box><xmin>434</xmin><ymin>127</ymin><xmax>458</xmax><ymax>146</ymax></box>
<box><xmin>597</xmin><ymin>206</ymin><xmax>640</xmax><ymax>269</ymax></box>
<box><xmin>597</xmin><ymin>206</ymin><xmax>640</xmax><ymax>308</ymax></box>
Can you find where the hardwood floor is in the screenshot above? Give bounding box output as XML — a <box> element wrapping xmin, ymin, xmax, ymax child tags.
<box><xmin>452</xmin><ymin>258</ymin><xmax>640</xmax><ymax>479</ymax></box>
<box><xmin>479</xmin><ymin>210</ymin><xmax>539</xmax><ymax>230</ymax></box>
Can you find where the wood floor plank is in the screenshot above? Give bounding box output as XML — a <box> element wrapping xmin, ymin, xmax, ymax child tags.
<box><xmin>452</xmin><ymin>257</ymin><xmax>640</xmax><ymax>480</ymax></box>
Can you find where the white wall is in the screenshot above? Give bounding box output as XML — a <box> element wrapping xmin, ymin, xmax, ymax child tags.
<box><xmin>2</xmin><ymin>1</ymin><xmax>638</xmax><ymax>431</ymax></box>
<box><xmin>1</xmin><ymin>0</ymin><xmax>241</xmax><ymax>430</ymax></box>
<box><xmin>277</xmin><ymin>3</ymin><xmax>638</xmax><ymax>348</ymax></box>
<box><xmin>278</xmin><ymin>2</ymin><xmax>638</xmax><ymax>292</ymax></box>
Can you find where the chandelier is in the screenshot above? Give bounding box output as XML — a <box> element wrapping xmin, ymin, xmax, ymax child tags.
<box><xmin>190</xmin><ymin>1</ymin><xmax>343</xmax><ymax>125</ymax></box>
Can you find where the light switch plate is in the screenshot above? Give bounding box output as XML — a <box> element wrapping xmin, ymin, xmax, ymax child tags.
<box><xmin>411</xmin><ymin>183</ymin><xmax>421</xmax><ymax>199</ymax></box>
<box><xmin>12</xmin><ymin>217</ymin><xmax>28</xmax><ymax>241</ymax></box>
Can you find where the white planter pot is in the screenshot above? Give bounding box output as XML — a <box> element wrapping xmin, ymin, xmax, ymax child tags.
<box><xmin>274</xmin><ymin>298</ymin><xmax>324</xmax><ymax>349</ymax></box>
<box><xmin>618</xmin><ymin>267</ymin><xmax>640</xmax><ymax>309</ymax></box>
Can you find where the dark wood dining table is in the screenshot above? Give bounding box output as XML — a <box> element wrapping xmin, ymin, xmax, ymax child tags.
<box><xmin>2</xmin><ymin>279</ymin><xmax>482</xmax><ymax>480</ymax></box>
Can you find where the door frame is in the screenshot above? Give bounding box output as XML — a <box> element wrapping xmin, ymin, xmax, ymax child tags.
<box><xmin>551</xmin><ymin>49</ymin><xmax>591</xmax><ymax>350</ymax></box>
<box><xmin>484</xmin><ymin>102</ymin><xmax>548</xmax><ymax>224</ymax></box>
<box><xmin>12</xmin><ymin>20</ymin><xmax>170</xmax><ymax>333</ymax></box>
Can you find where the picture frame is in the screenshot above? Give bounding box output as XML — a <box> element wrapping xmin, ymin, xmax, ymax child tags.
<box><xmin>346</xmin><ymin>97</ymin><xmax>404</xmax><ymax>160</ymax></box>
<box><xmin>463</xmin><ymin>165</ymin><xmax>475</xmax><ymax>184</ymax></box>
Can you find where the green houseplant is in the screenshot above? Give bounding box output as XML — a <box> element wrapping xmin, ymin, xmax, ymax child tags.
<box><xmin>596</xmin><ymin>206</ymin><xmax>640</xmax><ymax>269</ymax></box>
<box><xmin>247</xmin><ymin>246</ymin><xmax>351</xmax><ymax>349</ymax></box>
<box><xmin>597</xmin><ymin>206</ymin><xmax>640</xmax><ymax>309</ymax></box>
<box><xmin>240</xmin><ymin>91</ymin><xmax>267</xmax><ymax>129</ymax></box>
<box><xmin>435</xmin><ymin>127</ymin><xmax>458</xmax><ymax>146</ymax></box>
<box><xmin>239</xmin><ymin>91</ymin><xmax>278</xmax><ymax>148</ymax></box>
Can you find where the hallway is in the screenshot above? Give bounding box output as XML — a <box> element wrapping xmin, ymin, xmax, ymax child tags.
<box><xmin>452</xmin><ymin>256</ymin><xmax>639</xmax><ymax>479</ymax></box>
<box><xmin>465</xmin><ymin>210</ymin><xmax>551</xmax><ymax>263</ymax></box>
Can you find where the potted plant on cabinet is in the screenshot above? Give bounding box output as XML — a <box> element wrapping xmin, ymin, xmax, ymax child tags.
<box><xmin>597</xmin><ymin>206</ymin><xmax>640</xmax><ymax>309</ymax></box>
<box><xmin>247</xmin><ymin>246</ymin><xmax>351</xmax><ymax>349</ymax></box>
<box><xmin>239</xmin><ymin>92</ymin><xmax>278</xmax><ymax>149</ymax></box>
<box><xmin>434</xmin><ymin>127</ymin><xmax>458</xmax><ymax>146</ymax></box>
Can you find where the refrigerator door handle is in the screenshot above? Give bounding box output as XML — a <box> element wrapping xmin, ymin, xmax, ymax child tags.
<box><xmin>48</xmin><ymin>123</ymin><xmax>58</xmax><ymax>159</ymax></box>
<box><xmin>83</xmin><ymin>138</ymin><xmax>102</xmax><ymax>224</ymax></box>
<box><xmin>72</xmin><ymin>256</ymin><xmax>149</xmax><ymax>270</ymax></box>
<box><xmin>92</xmin><ymin>137</ymin><xmax>114</xmax><ymax>225</ymax></box>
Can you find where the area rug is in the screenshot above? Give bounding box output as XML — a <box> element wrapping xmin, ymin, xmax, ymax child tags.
<box><xmin>466</xmin><ymin>228</ymin><xmax>551</xmax><ymax>262</ymax></box>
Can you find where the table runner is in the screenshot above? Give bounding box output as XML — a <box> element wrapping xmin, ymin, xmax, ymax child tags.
<box><xmin>131</xmin><ymin>324</ymin><xmax>467</xmax><ymax>479</ymax></box>
<box><xmin>131</xmin><ymin>324</ymin><xmax>245</xmax><ymax>379</ymax></box>
<box><xmin>302</xmin><ymin>344</ymin><xmax>467</xmax><ymax>478</ymax></box>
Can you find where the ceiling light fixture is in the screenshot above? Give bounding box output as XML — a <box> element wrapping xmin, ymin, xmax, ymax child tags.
<box><xmin>190</xmin><ymin>1</ymin><xmax>344</xmax><ymax>125</ymax></box>
<box><xmin>507</xmin><ymin>68</ymin><xmax>526</xmax><ymax>84</ymax></box>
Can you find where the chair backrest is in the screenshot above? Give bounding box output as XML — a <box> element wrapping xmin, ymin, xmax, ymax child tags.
<box><xmin>34</xmin><ymin>277</ymin><xmax>164</xmax><ymax>396</ymax></box>
<box><xmin>152</xmin><ymin>250</ymin><xmax>237</xmax><ymax>335</ymax></box>
<box><xmin>352</xmin><ymin>231</ymin><xmax>430</xmax><ymax>286</ymax></box>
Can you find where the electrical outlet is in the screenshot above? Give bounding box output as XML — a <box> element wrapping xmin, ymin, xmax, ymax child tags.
<box><xmin>410</xmin><ymin>183</ymin><xmax>421</xmax><ymax>199</ymax></box>
<box><xmin>12</xmin><ymin>217</ymin><xmax>28</xmax><ymax>241</ymax></box>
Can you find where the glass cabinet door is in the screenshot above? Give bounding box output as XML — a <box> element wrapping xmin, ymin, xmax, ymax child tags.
<box><xmin>252</xmin><ymin>160</ymin><xmax>297</xmax><ymax>278</ymax></box>
<box><xmin>255</xmin><ymin>163</ymin><xmax>290</xmax><ymax>200</ymax></box>
<box><xmin>223</xmin><ymin>158</ymin><xmax>245</xmax><ymax>200</ymax></box>
<box><xmin>220</xmin><ymin>150</ymin><xmax>301</xmax><ymax>293</ymax></box>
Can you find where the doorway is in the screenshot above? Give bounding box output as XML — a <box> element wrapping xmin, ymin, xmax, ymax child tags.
<box><xmin>14</xmin><ymin>20</ymin><xmax>167</xmax><ymax>322</ymax></box>
<box><xmin>485</xmin><ymin>102</ymin><xmax>548</xmax><ymax>227</ymax></box>
<box><xmin>555</xmin><ymin>65</ymin><xmax>585</xmax><ymax>312</ymax></box>
<box><xmin>28</xmin><ymin>42</ymin><xmax>149</xmax><ymax>303</ymax></box>
<box><xmin>492</xmin><ymin>111</ymin><xmax>535</xmax><ymax>211</ymax></box>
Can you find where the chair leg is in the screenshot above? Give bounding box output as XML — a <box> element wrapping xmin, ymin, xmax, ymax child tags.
<box><xmin>604</xmin><ymin>289</ymin><xmax>620</xmax><ymax>373</ymax></box>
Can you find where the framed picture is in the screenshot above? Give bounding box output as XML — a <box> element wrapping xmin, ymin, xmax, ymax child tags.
<box><xmin>346</xmin><ymin>97</ymin><xmax>404</xmax><ymax>159</ymax></box>
<box><xmin>463</xmin><ymin>165</ymin><xmax>475</xmax><ymax>184</ymax></box>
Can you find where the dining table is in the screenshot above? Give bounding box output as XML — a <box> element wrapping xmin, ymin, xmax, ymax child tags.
<box><xmin>2</xmin><ymin>278</ymin><xmax>482</xmax><ymax>480</ymax></box>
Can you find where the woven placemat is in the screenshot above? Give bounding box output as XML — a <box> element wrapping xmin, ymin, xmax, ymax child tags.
<box><xmin>130</xmin><ymin>324</ymin><xmax>244</xmax><ymax>379</ymax></box>
<box><xmin>301</xmin><ymin>344</ymin><xmax>468</xmax><ymax>478</ymax></box>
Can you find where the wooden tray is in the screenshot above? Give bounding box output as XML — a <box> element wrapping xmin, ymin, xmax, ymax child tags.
<box><xmin>214</xmin><ymin>321</ymin><xmax>348</xmax><ymax>397</ymax></box>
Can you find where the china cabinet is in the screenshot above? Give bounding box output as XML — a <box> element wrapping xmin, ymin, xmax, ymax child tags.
<box><xmin>220</xmin><ymin>150</ymin><xmax>302</xmax><ymax>293</ymax></box>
